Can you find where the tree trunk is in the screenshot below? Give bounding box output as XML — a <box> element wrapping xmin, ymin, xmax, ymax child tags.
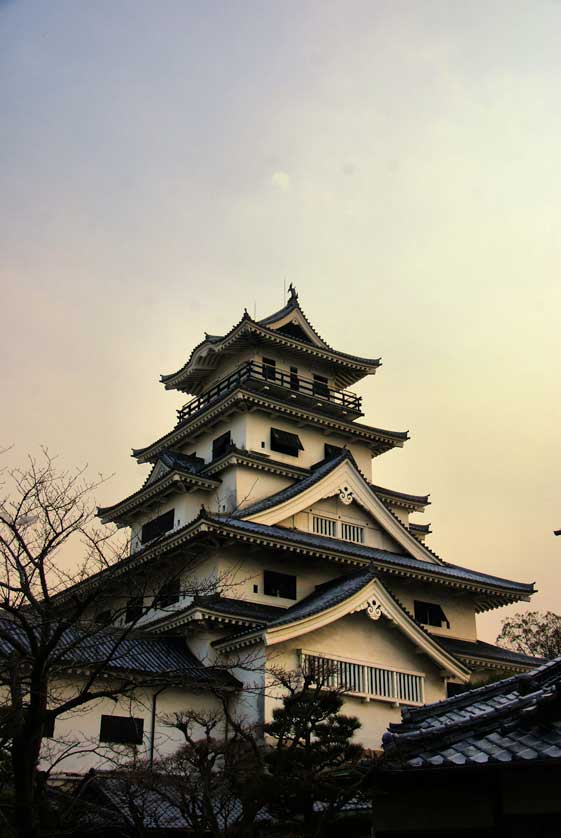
<box><xmin>12</xmin><ymin>733</ymin><xmax>40</xmax><ymax>838</ymax></box>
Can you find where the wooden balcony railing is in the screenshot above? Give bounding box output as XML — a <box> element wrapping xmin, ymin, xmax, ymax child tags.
<box><xmin>176</xmin><ymin>361</ymin><xmax>362</xmax><ymax>425</ymax></box>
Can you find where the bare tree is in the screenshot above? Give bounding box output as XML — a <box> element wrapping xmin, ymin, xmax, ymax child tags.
<box><xmin>0</xmin><ymin>450</ymin><xmax>225</xmax><ymax>837</ymax></box>
<box><xmin>497</xmin><ymin>610</ymin><xmax>561</xmax><ymax>660</ymax></box>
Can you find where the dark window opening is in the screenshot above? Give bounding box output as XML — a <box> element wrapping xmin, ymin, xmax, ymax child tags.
<box><xmin>154</xmin><ymin>577</ymin><xmax>181</xmax><ymax>609</ymax></box>
<box><xmin>264</xmin><ymin>570</ymin><xmax>297</xmax><ymax>600</ymax></box>
<box><xmin>270</xmin><ymin>427</ymin><xmax>304</xmax><ymax>457</ymax></box>
<box><xmin>99</xmin><ymin>715</ymin><xmax>144</xmax><ymax>745</ymax></box>
<box><xmin>262</xmin><ymin>357</ymin><xmax>276</xmax><ymax>381</ymax></box>
<box><xmin>253</xmin><ymin>584</ymin><xmax>259</xmax><ymax>594</ymax></box>
<box><xmin>141</xmin><ymin>509</ymin><xmax>175</xmax><ymax>545</ymax></box>
<box><xmin>125</xmin><ymin>595</ymin><xmax>144</xmax><ymax>624</ymax></box>
<box><xmin>447</xmin><ymin>682</ymin><xmax>468</xmax><ymax>699</ymax></box>
<box><xmin>95</xmin><ymin>609</ymin><xmax>112</xmax><ymax>626</ymax></box>
<box><xmin>313</xmin><ymin>374</ymin><xmax>330</xmax><ymax>399</ymax></box>
<box><xmin>290</xmin><ymin>366</ymin><xmax>299</xmax><ymax>391</ymax></box>
<box><xmin>212</xmin><ymin>431</ymin><xmax>231</xmax><ymax>460</ymax></box>
<box><xmin>414</xmin><ymin>600</ymin><xmax>450</xmax><ymax>629</ymax></box>
<box><xmin>324</xmin><ymin>443</ymin><xmax>344</xmax><ymax>460</ymax></box>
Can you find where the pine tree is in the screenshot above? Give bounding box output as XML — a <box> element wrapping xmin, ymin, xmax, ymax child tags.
<box><xmin>264</xmin><ymin>674</ymin><xmax>365</xmax><ymax>836</ymax></box>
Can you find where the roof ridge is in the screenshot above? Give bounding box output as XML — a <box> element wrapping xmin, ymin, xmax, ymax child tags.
<box><xmin>397</xmin><ymin>655</ymin><xmax>561</xmax><ymax>725</ymax></box>
<box><xmin>383</xmin><ymin>684</ymin><xmax>558</xmax><ymax>754</ymax></box>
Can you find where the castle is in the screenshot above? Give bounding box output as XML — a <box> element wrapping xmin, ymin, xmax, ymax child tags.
<box><xmin>50</xmin><ymin>289</ymin><xmax>539</xmax><ymax>770</ymax></box>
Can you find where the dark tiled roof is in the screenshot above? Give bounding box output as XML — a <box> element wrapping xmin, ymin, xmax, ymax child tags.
<box><xmin>131</xmin><ymin>392</ymin><xmax>408</xmax><ymax>460</ymax></box>
<box><xmin>435</xmin><ymin>636</ymin><xmax>545</xmax><ymax>669</ymax></box>
<box><xmin>409</xmin><ymin>523</ymin><xmax>431</xmax><ymax>534</ymax></box>
<box><xmin>258</xmin><ymin>293</ymin><xmax>381</xmax><ymax>366</ymax></box>
<box><xmin>161</xmin><ymin>296</ymin><xmax>381</xmax><ymax>390</ymax></box>
<box><xmin>0</xmin><ymin>619</ymin><xmax>237</xmax><ymax>687</ymax></box>
<box><xmin>211</xmin><ymin>516</ymin><xmax>535</xmax><ymax>597</ymax></box>
<box><xmin>194</xmin><ymin>596</ymin><xmax>286</xmax><ymax>624</ymax></box>
<box><xmin>267</xmin><ymin>569</ymin><xmax>376</xmax><ymax>629</ymax></box>
<box><xmin>369</xmin><ymin>483</ymin><xmax>430</xmax><ymax>507</ymax></box>
<box><xmin>159</xmin><ymin>450</ymin><xmax>206</xmax><ymax>473</ymax></box>
<box><xmin>203</xmin><ymin>445</ymin><xmax>311</xmax><ymax>478</ymax></box>
<box><xmin>211</xmin><ymin>569</ymin><xmax>379</xmax><ymax>648</ymax></box>
<box><xmin>383</xmin><ymin>656</ymin><xmax>561</xmax><ymax>769</ymax></box>
<box><xmin>98</xmin><ymin>449</ymin><xmax>216</xmax><ymax>518</ymax></box>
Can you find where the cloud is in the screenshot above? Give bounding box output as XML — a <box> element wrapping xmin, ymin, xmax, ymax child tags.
<box><xmin>270</xmin><ymin>171</ymin><xmax>292</xmax><ymax>192</ymax></box>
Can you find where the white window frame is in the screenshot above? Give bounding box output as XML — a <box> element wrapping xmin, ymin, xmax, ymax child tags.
<box><xmin>299</xmin><ymin>648</ymin><xmax>425</xmax><ymax>707</ymax></box>
<box><xmin>312</xmin><ymin>514</ymin><xmax>338</xmax><ymax>538</ymax></box>
<box><xmin>340</xmin><ymin>522</ymin><xmax>365</xmax><ymax>544</ymax></box>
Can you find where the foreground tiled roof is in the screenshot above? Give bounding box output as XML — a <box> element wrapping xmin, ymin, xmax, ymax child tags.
<box><xmin>0</xmin><ymin>619</ymin><xmax>237</xmax><ymax>687</ymax></box>
<box><xmin>383</xmin><ymin>656</ymin><xmax>561</xmax><ymax>768</ymax></box>
<box><xmin>435</xmin><ymin>636</ymin><xmax>545</xmax><ymax>670</ymax></box>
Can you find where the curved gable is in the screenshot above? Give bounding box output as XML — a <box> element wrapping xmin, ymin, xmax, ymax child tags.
<box><xmin>242</xmin><ymin>457</ymin><xmax>443</xmax><ymax>566</ymax></box>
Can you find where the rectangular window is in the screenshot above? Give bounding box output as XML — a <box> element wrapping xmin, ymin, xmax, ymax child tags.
<box><xmin>94</xmin><ymin>609</ymin><xmax>112</xmax><ymax>626</ymax></box>
<box><xmin>312</xmin><ymin>515</ymin><xmax>337</xmax><ymax>538</ymax></box>
<box><xmin>140</xmin><ymin>508</ymin><xmax>175</xmax><ymax>545</ymax></box>
<box><xmin>270</xmin><ymin>427</ymin><xmax>304</xmax><ymax>457</ymax></box>
<box><xmin>99</xmin><ymin>715</ymin><xmax>144</xmax><ymax>745</ymax></box>
<box><xmin>313</xmin><ymin>374</ymin><xmax>330</xmax><ymax>399</ymax></box>
<box><xmin>324</xmin><ymin>443</ymin><xmax>344</xmax><ymax>460</ymax></box>
<box><xmin>303</xmin><ymin>653</ymin><xmax>424</xmax><ymax>705</ymax></box>
<box><xmin>212</xmin><ymin>430</ymin><xmax>231</xmax><ymax>460</ymax></box>
<box><xmin>341</xmin><ymin>523</ymin><xmax>365</xmax><ymax>544</ymax></box>
<box><xmin>414</xmin><ymin>601</ymin><xmax>450</xmax><ymax>629</ymax></box>
<box><xmin>262</xmin><ymin>357</ymin><xmax>276</xmax><ymax>381</ymax></box>
<box><xmin>125</xmin><ymin>595</ymin><xmax>144</xmax><ymax>624</ymax></box>
<box><xmin>154</xmin><ymin>578</ymin><xmax>181</xmax><ymax>609</ymax></box>
<box><xmin>290</xmin><ymin>366</ymin><xmax>299</xmax><ymax>391</ymax></box>
<box><xmin>264</xmin><ymin>570</ymin><xmax>297</xmax><ymax>600</ymax></box>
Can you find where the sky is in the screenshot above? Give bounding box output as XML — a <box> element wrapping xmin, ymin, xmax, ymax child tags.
<box><xmin>1</xmin><ymin>0</ymin><xmax>560</xmax><ymax>642</ymax></box>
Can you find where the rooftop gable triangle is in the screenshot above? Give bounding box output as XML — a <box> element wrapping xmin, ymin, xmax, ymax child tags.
<box><xmin>239</xmin><ymin>453</ymin><xmax>444</xmax><ymax>565</ymax></box>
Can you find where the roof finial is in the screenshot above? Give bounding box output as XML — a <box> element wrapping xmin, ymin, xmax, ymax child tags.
<box><xmin>288</xmin><ymin>282</ymin><xmax>298</xmax><ymax>302</ymax></box>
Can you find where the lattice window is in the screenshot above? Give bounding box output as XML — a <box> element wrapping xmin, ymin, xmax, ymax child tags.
<box><xmin>341</xmin><ymin>522</ymin><xmax>365</xmax><ymax>544</ymax></box>
<box><xmin>302</xmin><ymin>652</ymin><xmax>424</xmax><ymax>706</ymax></box>
<box><xmin>312</xmin><ymin>515</ymin><xmax>337</xmax><ymax>538</ymax></box>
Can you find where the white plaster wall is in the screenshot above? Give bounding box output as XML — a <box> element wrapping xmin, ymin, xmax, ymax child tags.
<box><xmin>216</xmin><ymin>547</ymin><xmax>342</xmax><ymax>609</ymax></box>
<box><xmin>129</xmin><ymin>492</ymin><xmax>211</xmax><ymax>551</ymax></box>
<box><xmin>264</xmin><ymin>611</ymin><xmax>447</xmax><ymax>749</ymax></box>
<box><xmin>234</xmin><ymin>467</ymin><xmax>294</xmax><ymax>511</ymax></box>
<box><xmin>244</xmin><ymin>412</ymin><xmax>372</xmax><ymax>476</ymax></box>
<box><xmin>42</xmin><ymin>678</ymin><xmax>223</xmax><ymax>775</ymax></box>
<box><xmin>386</xmin><ymin>579</ymin><xmax>478</xmax><ymax>641</ymax></box>
<box><xmin>176</xmin><ymin>413</ymin><xmax>247</xmax><ymax>464</ymax></box>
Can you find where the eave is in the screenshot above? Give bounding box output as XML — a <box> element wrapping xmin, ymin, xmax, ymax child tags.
<box><xmin>132</xmin><ymin>390</ymin><xmax>408</xmax><ymax>464</ymax></box>
<box><xmin>202</xmin><ymin>446</ymin><xmax>311</xmax><ymax>481</ymax></box>
<box><xmin>161</xmin><ymin>316</ymin><xmax>381</xmax><ymax>394</ymax></box>
<box><xmin>453</xmin><ymin>654</ymin><xmax>537</xmax><ymax>675</ymax></box>
<box><xmin>58</xmin><ymin>512</ymin><xmax>534</xmax><ymax>613</ymax></box>
<box><xmin>97</xmin><ymin>470</ymin><xmax>220</xmax><ymax>525</ymax></box>
<box><xmin>370</xmin><ymin>483</ymin><xmax>430</xmax><ymax>513</ymax></box>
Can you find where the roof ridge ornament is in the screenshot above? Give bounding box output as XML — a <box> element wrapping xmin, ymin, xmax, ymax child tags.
<box><xmin>288</xmin><ymin>282</ymin><xmax>299</xmax><ymax>302</ymax></box>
